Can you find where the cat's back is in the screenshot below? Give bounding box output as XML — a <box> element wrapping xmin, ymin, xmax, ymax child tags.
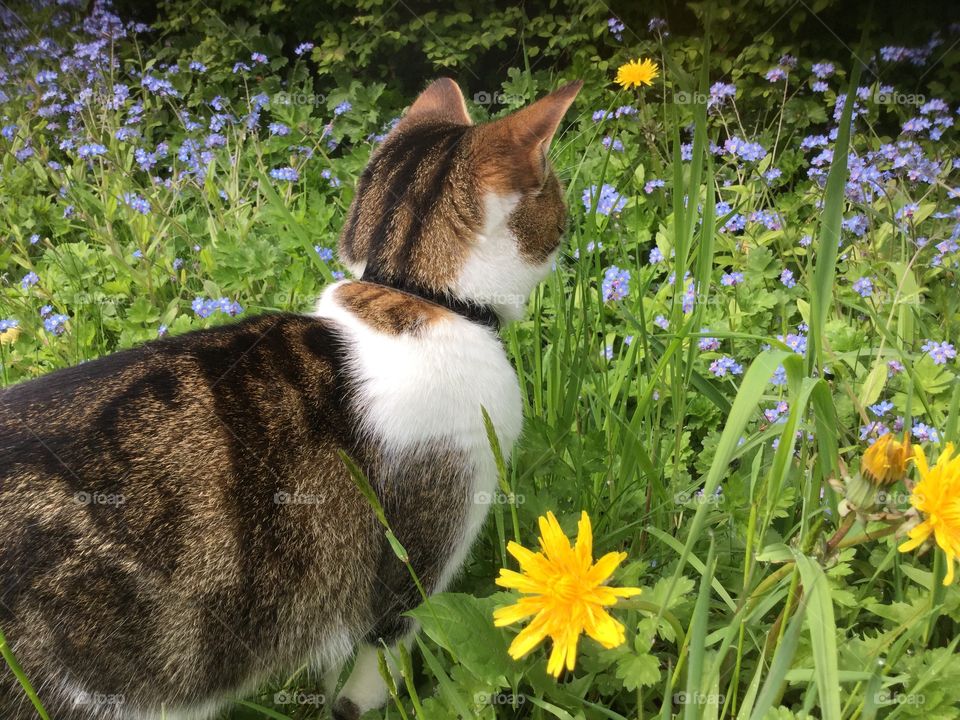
<box><xmin>0</xmin><ymin>312</ymin><xmax>351</xmax><ymax>470</ymax></box>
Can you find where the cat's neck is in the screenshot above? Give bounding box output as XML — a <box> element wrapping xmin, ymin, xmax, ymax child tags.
<box><xmin>315</xmin><ymin>280</ymin><xmax>500</xmax><ymax>336</ymax></box>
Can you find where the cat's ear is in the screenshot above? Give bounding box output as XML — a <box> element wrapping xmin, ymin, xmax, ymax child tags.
<box><xmin>396</xmin><ymin>78</ymin><xmax>472</xmax><ymax>130</ymax></box>
<box><xmin>484</xmin><ymin>80</ymin><xmax>583</xmax><ymax>187</ymax></box>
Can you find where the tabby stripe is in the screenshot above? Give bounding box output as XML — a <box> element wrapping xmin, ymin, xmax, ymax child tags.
<box><xmin>362</xmin><ymin>124</ymin><xmax>465</xmax><ymax>283</ymax></box>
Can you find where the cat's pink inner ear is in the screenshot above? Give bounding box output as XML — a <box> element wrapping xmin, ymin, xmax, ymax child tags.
<box><xmin>399</xmin><ymin>78</ymin><xmax>472</xmax><ymax>128</ymax></box>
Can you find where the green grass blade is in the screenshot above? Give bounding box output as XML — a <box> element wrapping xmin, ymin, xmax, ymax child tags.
<box><xmin>792</xmin><ymin>553</ymin><xmax>843</xmax><ymax>720</ymax></box>
<box><xmin>0</xmin><ymin>626</ymin><xmax>49</xmax><ymax>720</ymax></box>
<box><xmin>808</xmin><ymin>60</ymin><xmax>862</xmax><ymax>375</ymax></box>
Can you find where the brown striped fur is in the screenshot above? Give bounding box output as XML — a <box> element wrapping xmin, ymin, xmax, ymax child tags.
<box><xmin>334</xmin><ymin>281</ymin><xmax>446</xmax><ymax>335</ymax></box>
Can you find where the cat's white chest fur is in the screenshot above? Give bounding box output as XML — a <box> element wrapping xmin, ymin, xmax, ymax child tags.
<box><xmin>315</xmin><ymin>281</ymin><xmax>522</xmax><ymax>585</ymax></box>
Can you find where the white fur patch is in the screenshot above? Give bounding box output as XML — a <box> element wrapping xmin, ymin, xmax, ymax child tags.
<box><xmin>315</xmin><ymin>281</ymin><xmax>523</xmax><ymax>589</ymax></box>
<box><xmin>452</xmin><ymin>192</ymin><xmax>557</xmax><ymax>321</ymax></box>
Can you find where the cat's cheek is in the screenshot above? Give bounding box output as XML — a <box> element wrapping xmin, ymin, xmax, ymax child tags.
<box><xmin>452</xmin><ymin>192</ymin><xmax>558</xmax><ymax>321</ymax></box>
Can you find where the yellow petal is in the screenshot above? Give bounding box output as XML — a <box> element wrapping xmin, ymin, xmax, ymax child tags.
<box><xmin>506</xmin><ymin>541</ymin><xmax>552</xmax><ymax>579</ymax></box>
<box><xmin>575</xmin><ymin>511</ymin><xmax>593</xmax><ymax>567</ymax></box>
<box><xmin>546</xmin><ymin>636</ymin><xmax>566</xmax><ymax>677</ymax></box>
<box><xmin>913</xmin><ymin>445</ymin><xmax>930</xmax><ymax>478</ymax></box>
<box><xmin>507</xmin><ymin>611</ymin><xmax>551</xmax><ymax>659</ymax></box>
<box><xmin>898</xmin><ymin>522</ymin><xmax>932</xmax><ymax>553</ymax></box>
<box><xmin>495</xmin><ymin>568</ymin><xmax>547</xmax><ymax>594</ymax></box>
<box><xmin>586</xmin><ymin>550</ymin><xmax>628</xmax><ymax>585</ymax></box>
<box><xmin>583</xmin><ymin>606</ymin><xmax>627</xmax><ymax>649</ymax></box>
<box><xmin>944</xmin><ymin>552</ymin><xmax>956</xmax><ymax>586</ymax></box>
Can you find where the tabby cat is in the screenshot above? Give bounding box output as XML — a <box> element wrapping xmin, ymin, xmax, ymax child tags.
<box><xmin>0</xmin><ymin>77</ymin><xmax>581</xmax><ymax>719</ymax></box>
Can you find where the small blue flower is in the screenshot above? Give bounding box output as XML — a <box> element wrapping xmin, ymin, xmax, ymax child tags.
<box><xmin>315</xmin><ymin>246</ymin><xmax>334</xmax><ymax>262</ymax></box>
<box><xmin>192</xmin><ymin>296</ymin><xmax>244</xmax><ymax>319</ymax></box>
<box><xmin>912</xmin><ymin>422</ymin><xmax>939</xmax><ymax>443</ymax></box>
<box><xmin>269</xmin><ymin>167</ymin><xmax>299</xmax><ymax>182</ymax></box>
<box><xmin>0</xmin><ymin>319</ymin><xmax>18</xmax><ymax>333</ymax></box>
<box><xmin>698</xmin><ymin>333</ymin><xmax>720</xmax><ymax>351</ymax></box>
<box><xmin>921</xmin><ymin>340</ymin><xmax>956</xmax><ymax>365</ymax></box>
<box><xmin>43</xmin><ymin>314</ymin><xmax>69</xmax><ymax>336</ymax></box>
<box><xmin>189</xmin><ymin>61</ymin><xmax>207</xmax><ymax>72</ymax></box>
<box><xmin>852</xmin><ymin>276</ymin><xmax>874</xmax><ymax>298</ymax></box>
<box><xmin>601</xmin><ymin>266</ymin><xmax>631</xmax><ymax>302</ymax></box>
<box><xmin>811</xmin><ymin>62</ymin><xmax>835</xmax><ymax>78</ymax></box>
<box><xmin>765</xmin><ymin>67</ymin><xmax>787</xmax><ymax>82</ymax></box>
<box><xmin>721</xmin><ymin>271</ymin><xmax>744</xmax><ymax>286</ymax></box>
<box><xmin>607</xmin><ymin>17</ymin><xmax>625</xmax><ymax>41</ymax></box>
<box><xmin>644</xmin><ymin>178</ymin><xmax>665</xmax><ymax>194</ymax></box>
<box><xmin>723</xmin><ymin>137</ymin><xmax>767</xmax><ymax>162</ymax></box>
<box><xmin>710</xmin><ymin>356</ymin><xmax>744</xmax><ymax>377</ymax></box>
<box><xmin>251</xmin><ymin>52</ymin><xmax>268</xmax><ymax>64</ymax></box>
<box><xmin>602</xmin><ymin>136</ymin><xmax>624</xmax><ymax>152</ymax></box>
<box><xmin>158</xmin><ymin>324</ymin><xmax>168</xmax><ymax>337</ymax></box>
<box><xmin>780</xmin><ymin>269</ymin><xmax>796</xmax><ymax>288</ymax></box>
<box><xmin>582</xmin><ymin>184</ymin><xmax>627</xmax><ymax>215</ymax></box>
<box><xmin>649</xmin><ymin>247</ymin><xmax>664</xmax><ymax>264</ymax></box>
<box><xmin>20</xmin><ymin>271</ymin><xmax>39</xmax><ymax>290</ymax></box>
<box><xmin>123</xmin><ymin>192</ymin><xmax>151</xmax><ymax>215</ymax></box>
<box><xmin>268</xmin><ymin>122</ymin><xmax>290</xmax><ymax>136</ymax></box>
<box><xmin>320</xmin><ymin>168</ymin><xmax>341</xmax><ymax>187</ymax></box>
<box><xmin>869</xmin><ymin>400</ymin><xmax>894</xmax><ymax>417</ymax></box>
<box><xmin>77</xmin><ymin>143</ymin><xmax>107</xmax><ymax>158</ymax></box>
<box><xmin>333</xmin><ymin>101</ymin><xmax>352</xmax><ymax>116</ymax></box>
<box><xmin>294</xmin><ymin>42</ymin><xmax>315</xmax><ymax>56</ymax></box>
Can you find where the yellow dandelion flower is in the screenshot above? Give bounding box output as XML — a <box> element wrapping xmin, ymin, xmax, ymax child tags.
<box><xmin>898</xmin><ymin>443</ymin><xmax>960</xmax><ymax>585</ymax></box>
<box><xmin>862</xmin><ymin>432</ymin><xmax>912</xmax><ymax>485</ymax></box>
<box><xmin>493</xmin><ymin>511</ymin><xmax>641</xmax><ymax>677</ymax></box>
<box><xmin>615</xmin><ymin>58</ymin><xmax>659</xmax><ymax>89</ymax></box>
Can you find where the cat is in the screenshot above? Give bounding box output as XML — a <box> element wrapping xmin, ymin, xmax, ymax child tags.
<box><xmin>0</xmin><ymin>76</ymin><xmax>581</xmax><ymax>719</ymax></box>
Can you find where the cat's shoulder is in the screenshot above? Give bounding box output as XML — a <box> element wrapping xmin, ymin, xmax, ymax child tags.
<box><xmin>314</xmin><ymin>280</ymin><xmax>522</xmax><ymax>453</ymax></box>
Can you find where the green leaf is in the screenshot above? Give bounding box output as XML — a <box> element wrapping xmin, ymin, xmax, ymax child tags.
<box><xmin>615</xmin><ymin>652</ymin><xmax>661</xmax><ymax>692</ymax></box>
<box><xmin>859</xmin><ymin>358</ymin><xmax>888</xmax><ymax>407</ymax></box>
<box><xmin>408</xmin><ymin>593</ymin><xmax>511</xmax><ymax>686</ymax></box>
